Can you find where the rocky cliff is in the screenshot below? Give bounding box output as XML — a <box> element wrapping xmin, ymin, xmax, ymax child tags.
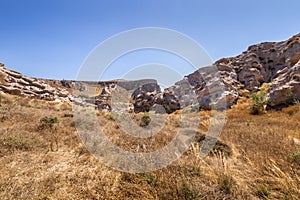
<box><xmin>131</xmin><ymin>33</ymin><xmax>300</xmax><ymax>112</ymax></box>
<box><xmin>152</xmin><ymin>33</ymin><xmax>300</xmax><ymax>112</ymax></box>
<box><xmin>1</xmin><ymin>33</ymin><xmax>299</xmax><ymax>112</ymax></box>
<box><xmin>0</xmin><ymin>64</ymin><xmax>71</xmax><ymax>102</ymax></box>
<box><xmin>212</xmin><ymin>33</ymin><xmax>300</xmax><ymax>109</ymax></box>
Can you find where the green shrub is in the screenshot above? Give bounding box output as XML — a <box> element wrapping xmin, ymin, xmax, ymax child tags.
<box><xmin>288</xmin><ymin>151</ymin><xmax>300</xmax><ymax>166</ymax></box>
<box><xmin>0</xmin><ymin>135</ymin><xmax>42</xmax><ymax>152</ymax></box>
<box><xmin>38</xmin><ymin>116</ymin><xmax>60</xmax><ymax>151</ymax></box>
<box><xmin>39</xmin><ymin>116</ymin><xmax>59</xmax><ymax>130</ymax></box>
<box><xmin>218</xmin><ymin>174</ymin><xmax>235</xmax><ymax>194</ymax></box>
<box><xmin>249</xmin><ymin>90</ymin><xmax>268</xmax><ymax>115</ymax></box>
<box><xmin>140</xmin><ymin>113</ymin><xmax>151</xmax><ymax>127</ymax></box>
<box><xmin>255</xmin><ymin>185</ymin><xmax>271</xmax><ymax>199</ymax></box>
<box><xmin>174</xmin><ymin>120</ymin><xmax>182</xmax><ymax>127</ymax></box>
<box><xmin>143</xmin><ymin>173</ymin><xmax>158</xmax><ymax>187</ymax></box>
<box><xmin>181</xmin><ymin>182</ymin><xmax>199</xmax><ymax>200</ymax></box>
<box><xmin>104</xmin><ymin>113</ymin><xmax>115</xmax><ymax>121</ymax></box>
<box><xmin>287</xmin><ymin>92</ymin><xmax>300</xmax><ymax>105</ymax></box>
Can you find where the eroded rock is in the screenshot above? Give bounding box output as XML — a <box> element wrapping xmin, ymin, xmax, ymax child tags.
<box><xmin>0</xmin><ymin>64</ymin><xmax>72</xmax><ymax>102</ymax></box>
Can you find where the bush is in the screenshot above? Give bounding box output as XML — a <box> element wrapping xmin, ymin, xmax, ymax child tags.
<box><xmin>249</xmin><ymin>91</ymin><xmax>268</xmax><ymax>115</ymax></box>
<box><xmin>143</xmin><ymin>173</ymin><xmax>158</xmax><ymax>187</ymax></box>
<box><xmin>288</xmin><ymin>151</ymin><xmax>300</xmax><ymax>166</ymax></box>
<box><xmin>104</xmin><ymin>113</ymin><xmax>115</xmax><ymax>121</ymax></box>
<box><xmin>39</xmin><ymin>116</ymin><xmax>59</xmax><ymax>130</ymax></box>
<box><xmin>218</xmin><ymin>174</ymin><xmax>235</xmax><ymax>194</ymax></box>
<box><xmin>140</xmin><ymin>113</ymin><xmax>151</xmax><ymax>127</ymax></box>
<box><xmin>173</xmin><ymin>120</ymin><xmax>182</xmax><ymax>127</ymax></box>
<box><xmin>63</xmin><ymin>113</ymin><xmax>73</xmax><ymax>118</ymax></box>
<box><xmin>40</xmin><ymin>116</ymin><xmax>58</xmax><ymax>125</ymax></box>
<box><xmin>181</xmin><ymin>182</ymin><xmax>199</xmax><ymax>200</ymax></box>
<box><xmin>287</xmin><ymin>92</ymin><xmax>300</xmax><ymax>105</ymax></box>
<box><xmin>255</xmin><ymin>186</ymin><xmax>271</xmax><ymax>199</ymax></box>
<box><xmin>38</xmin><ymin>116</ymin><xmax>60</xmax><ymax>151</ymax></box>
<box><xmin>0</xmin><ymin>135</ymin><xmax>42</xmax><ymax>152</ymax></box>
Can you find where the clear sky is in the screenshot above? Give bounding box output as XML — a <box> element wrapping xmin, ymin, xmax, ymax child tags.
<box><xmin>1</xmin><ymin>0</ymin><xmax>300</xmax><ymax>82</ymax></box>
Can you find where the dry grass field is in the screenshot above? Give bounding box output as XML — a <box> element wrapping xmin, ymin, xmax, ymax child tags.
<box><xmin>0</xmin><ymin>92</ymin><xmax>299</xmax><ymax>199</ymax></box>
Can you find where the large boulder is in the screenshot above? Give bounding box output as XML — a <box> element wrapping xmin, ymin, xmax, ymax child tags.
<box><xmin>267</xmin><ymin>61</ymin><xmax>300</xmax><ymax>109</ymax></box>
<box><xmin>131</xmin><ymin>83</ymin><xmax>161</xmax><ymax>113</ymax></box>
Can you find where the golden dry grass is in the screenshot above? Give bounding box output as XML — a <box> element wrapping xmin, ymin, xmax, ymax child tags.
<box><xmin>0</xmin><ymin>93</ymin><xmax>299</xmax><ymax>199</ymax></box>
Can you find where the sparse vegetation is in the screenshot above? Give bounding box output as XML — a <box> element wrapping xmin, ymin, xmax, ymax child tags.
<box><xmin>139</xmin><ymin>112</ymin><xmax>151</xmax><ymax>127</ymax></box>
<box><xmin>0</xmin><ymin>93</ymin><xmax>299</xmax><ymax>199</ymax></box>
<box><xmin>288</xmin><ymin>92</ymin><xmax>300</xmax><ymax>105</ymax></box>
<box><xmin>39</xmin><ymin>116</ymin><xmax>59</xmax><ymax>129</ymax></box>
<box><xmin>181</xmin><ymin>182</ymin><xmax>199</xmax><ymax>200</ymax></box>
<box><xmin>143</xmin><ymin>173</ymin><xmax>158</xmax><ymax>187</ymax></box>
<box><xmin>288</xmin><ymin>151</ymin><xmax>300</xmax><ymax>166</ymax></box>
<box><xmin>255</xmin><ymin>185</ymin><xmax>271</xmax><ymax>199</ymax></box>
<box><xmin>249</xmin><ymin>88</ymin><xmax>269</xmax><ymax>115</ymax></box>
<box><xmin>103</xmin><ymin>112</ymin><xmax>115</xmax><ymax>121</ymax></box>
<box><xmin>0</xmin><ymin>135</ymin><xmax>42</xmax><ymax>152</ymax></box>
<box><xmin>218</xmin><ymin>173</ymin><xmax>235</xmax><ymax>194</ymax></box>
<box><xmin>38</xmin><ymin>116</ymin><xmax>59</xmax><ymax>151</ymax></box>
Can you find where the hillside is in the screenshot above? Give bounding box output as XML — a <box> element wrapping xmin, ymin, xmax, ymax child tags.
<box><xmin>0</xmin><ymin>33</ymin><xmax>300</xmax><ymax>199</ymax></box>
<box><xmin>0</xmin><ymin>91</ymin><xmax>299</xmax><ymax>199</ymax></box>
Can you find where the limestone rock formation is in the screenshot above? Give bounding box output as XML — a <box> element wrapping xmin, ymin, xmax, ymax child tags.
<box><xmin>131</xmin><ymin>82</ymin><xmax>161</xmax><ymax>113</ymax></box>
<box><xmin>267</xmin><ymin>61</ymin><xmax>300</xmax><ymax>109</ymax></box>
<box><xmin>1</xmin><ymin>33</ymin><xmax>299</xmax><ymax>112</ymax></box>
<box><xmin>0</xmin><ymin>64</ymin><xmax>71</xmax><ymax>102</ymax></box>
<box><xmin>173</xmin><ymin>33</ymin><xmax>300</xmax><ymax>110</ymax></box>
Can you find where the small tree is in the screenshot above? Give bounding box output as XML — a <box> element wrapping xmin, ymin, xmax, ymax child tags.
<box><xmin>249</xmin><ymin>90</ymin><xmax>268</xmax><ymax>115</ymax></box>
<box><xmin>39</xmin><ymin>116</ymin><xmax>59</xmax><ymax>151</ymax></box>
<box><xmin>39</xmin><ymin>116</ymin><xmax>59</xmax><ymax>129</ymax></box>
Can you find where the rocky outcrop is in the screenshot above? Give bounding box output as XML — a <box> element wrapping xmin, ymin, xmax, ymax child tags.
<box><xmin>71</xmin><ymin>33</ymin><xmax>300</xmax><ymax>112</ymax></box>
<box><xmin>175</xmin><ymin>33</ymin><xmax>300</xmax><ymax>110</ymax></box>
<box><xmin>0</xmin><ymin>64</ymin><xmax>71</xmax><ymax>102</ymax></box>
<box><xmin>131</xmin><ymin>82</ymin><xmax>161</xmax><ymax>112</ymax></box>
<box><xmin>267</xmin><ymin>61</ymin><xmax>300</xmax><ymax>109</ymax></box>
<box><xmin>130</xmin><ymin>82</ymin><xmax>181</xmax><ymax>113</ymax></box>
<box><xmin>68</xmin><ymin>79</ymin><xmax>161</xmax><ymax>112</ymax></box>
<box><xmin>1</xmin><ymin>33</ymin><xmax>299</xmax><ymax>112</ymax></box>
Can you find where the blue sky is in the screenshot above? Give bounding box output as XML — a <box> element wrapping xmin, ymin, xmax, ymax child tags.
<box><xmin>0</xmin><ymin>0</ymin><xmax>300</xmax><ymax>83</ymax></box>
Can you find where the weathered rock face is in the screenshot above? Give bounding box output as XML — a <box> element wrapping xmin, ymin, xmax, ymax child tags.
<box><xmin>131</xmin><ymin>84</ymin><xmax>181</xmax><ymax>114</ymax></box>
<box><xmin>267</xmin><ymin>61</ymin><xmax>300</xmax><ymax>109</ymax></box>
<box><xmin>174</xmin><ymin>33</ymin><xmax>300</xmax><ymax>110</ymax></box>
<box><xmin>183</xmin><ymin>66</ymin><xmax>238</xmax><ymax>110</ymax></box>
<box><xmin>131</xmin><ymin>82</ymin><xmax>161</xmax><ymax>113</ymax></box>
<box><xmin>1</xmin><ymin>33</ymin><xmax>299</xmax><ymax>112</ymax></box>
<box><xmin>0</xmin><ymin>64</ymin><xmax>71</xmax><ymax>102</ymax></box>
<box><xmin>134</xmin><ymin>33</ymin><xmax>300</xmax><ymax>112</ymax></box>
<box><xmin>67</xmin><ymin>79</ymin><xmax>161</xmax><ymax>112</ymax></box>
<box><xmin>218</xmin><ymin>34</ymin><xmax>300</xmax><ymax>91</ymax></box>
<box><xmin>40</xmin><ymin>32</ymin><xmax>300</xmax><ymax>111</ymax></box>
